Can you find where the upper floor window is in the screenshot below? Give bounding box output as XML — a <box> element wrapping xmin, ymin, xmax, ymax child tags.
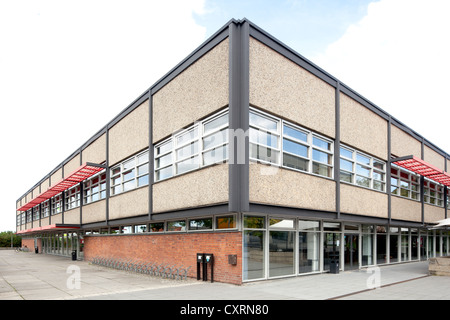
<box><xmin>51</xmin><ymin>194</ymin><xmax>63</xmax><ymax>215</ymax></box>
<box><xmin>340</xmin><ymin>145</ymin><xmax>385</xmax><ymax>192</ymax></box>
<box><xmin>65</xmin><ymin>185</ymin><xmax>81</xmax><ymax>210</ymax></box>
<box><xmin>249</xmin><ymin>108</ymin><xmax>334</xmax><ymax>179</ymax></box>
<box><xmin>84</xmin><ymin>170</ymin><xmax>106</xmax><ymax>204</ymax></box>
<box><xmin>154</xmin><ymin>109</ymin><xmax>229</xmax><ymax>182</ymax></box>
<box><xmin>424</xmin><ymin>179</ymin><xmax>443</xmax><ymax>207</ymax></box>
<box><xmin>42</xmin><ymin>200</ymin><xmax>50</xmax><ymax>218</ymax></box>
<box><xmin>111</xmin><ymin>150</ymin><xmax>149</xmax><ymax>196</ymax></box>
<box><xmin>391</xmin><ymin>165</ymin><xmax>420</xmax><ymax>201</ymax></box>
<box><xmin>32</xmin><ymin>205</ymin><xmax>40</xmax><ymax>221</ymax></box>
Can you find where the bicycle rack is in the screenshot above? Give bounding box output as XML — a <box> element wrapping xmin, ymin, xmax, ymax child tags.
<box><xmin>90</xmin><ymin>257</ymin><xmax>191</xmax><ymax>281</ymax></box>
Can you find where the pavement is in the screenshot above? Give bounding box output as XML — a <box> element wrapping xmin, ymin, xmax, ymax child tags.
<box><xmin>1</xmin><ymin>249</ymin><xmax>450</xmax><ymax>301</ymax></box>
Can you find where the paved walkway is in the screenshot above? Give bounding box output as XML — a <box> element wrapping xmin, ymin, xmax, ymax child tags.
<box><xmin>1</xmin><ymin>250</ymin><xmax>450</xmax><ymax>300</ymax></box>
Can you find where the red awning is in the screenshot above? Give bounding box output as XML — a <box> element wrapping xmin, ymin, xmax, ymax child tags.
<box><xmin>391</xmin><ymin>155</ymin><xmax>450</xmax><ymax>187</ymax></box>
<box><xmin>16</xmin><ymin>224</ymin><xmax>80</xmax><ymax>235</ymax></box>
<box><xmin>18</xmin><ymin>162</ymin><xmax>105</xmax><ymax>212</ymax></box>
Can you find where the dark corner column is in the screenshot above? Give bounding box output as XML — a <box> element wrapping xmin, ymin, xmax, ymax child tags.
<box><xmin>228</xmin><ymin>20</ymin><xmax>250</xmax><ymax>213</ymax></box>
<box><xmin>421</xmin><ymin>138</ymin><xmax>425</xmax><ymax>225</ymax></box>
<box><xmin>148</xmin><ymin>90</ymin><xmax>153</xmax><ymax>221</ymax></box>
<box><xmin>334</xmin><ymin>81</ymin><xmax>341</xmax><ymax>220</ymax></box>
<box><xmin>387</xmin><ymin>116</ymin><xmax>392</xmax><ymax>225</ymax></box>
<box><xmin>445</xmin><ymin>158</ymin><xmax>448</xmax><ymax>219</ymax></box>
<box><xmin>105</xmin><ymin>126</ymin><xmax>110</xmax><ymax>226</ymax></box>
<box><xmin>79</xmin><ymin>148</ymin><xmax>83</xmax><ymax>225</ymax></box>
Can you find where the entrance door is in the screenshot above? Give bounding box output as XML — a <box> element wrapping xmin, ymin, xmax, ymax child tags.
<box><xmin>324</xmin><ymin>233</ymin><xmax>340</xmax><ymax>272</ymax></box>
<box><xmin>344</xmin><ymin>234</ymin><xmax>359</xmax><ymax>270</ymax></box>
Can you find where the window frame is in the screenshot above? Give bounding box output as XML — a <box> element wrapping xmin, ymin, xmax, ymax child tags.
<box><xmin>249</xmin><ymin>107</ymin><xmax>334</xmax><ymax>179</ymax></box>
<box><xmin>339</xmin><ymin>144</ymin><xmax>386</xmax><ymax>192</ymax></box>
<box><xmin>65</xmin><ymin>184</ymin><xmax>81</xmax><ymax>211</ymax></box>
<box><xmin>110</xmin><ymin>149</ymin><xmax>149</xmax><ymax>196</ymax></box>
<box><xmin>84</xmin><ymin>169</ymin><xmax>107</xmax><ymax>205</ymax></box>
<box><xmin>390</xmin><ymin>165</ymin><xmax>420</xmax><ymax>201</ymax></box>
<box><xmin>51</xmin><ymin>193</ymin><xmax>63</xmax><ymax>215</ymax></box>
<box><xmin>154</xmin><ymin>109</ymin><xmax>229</xmax><ymax>182</ymax></box>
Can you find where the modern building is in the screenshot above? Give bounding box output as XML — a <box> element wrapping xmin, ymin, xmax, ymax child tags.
<box><xmin>16</xmin><ymin>18</ymin><xmax>450</xmax><ymax>284</ymax></box>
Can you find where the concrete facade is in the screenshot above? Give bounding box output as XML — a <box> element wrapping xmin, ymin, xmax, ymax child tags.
<box><xmin>15</xmin><ymin>19</ymin><xmax>450</xmax><ymax>285</ymax></box>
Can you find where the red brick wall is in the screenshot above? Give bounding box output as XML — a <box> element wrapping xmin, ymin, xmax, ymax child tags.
<box><xmin>21</xmin><ymin>238</ymin><xmax>43</xmax><ymax>253</ymax></box>
<box><xmin>83</xmin><ymin>231</ymin><xmax>242</xmax><ymax>285</ymax></box>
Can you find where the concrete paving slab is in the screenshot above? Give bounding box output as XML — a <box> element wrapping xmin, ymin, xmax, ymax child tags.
<box><xmin>1</xmin><ymin>250</ymin><xmax>450</xmax><ymax>301</ymax></box>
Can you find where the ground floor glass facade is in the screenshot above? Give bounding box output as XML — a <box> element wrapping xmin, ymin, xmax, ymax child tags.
<box><xmin>243</xmin><ymin>214</ymin><xmax>450</xmax><ymax>282</ymax></box>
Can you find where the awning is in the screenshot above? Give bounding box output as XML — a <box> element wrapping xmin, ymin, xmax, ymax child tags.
<box><xmin>18</xmin><ymin>162</ymin><xmax>106</xmax><ymax>212</ymax></box>
<box><xmin>391</xmin><ymin>155</ymin><xmax>450</xmax><ymax>187</ymax></box>
<box><xmin>16</xmin><ymin>224</ymin><xmax>80</xmax><ymax>235</ymax></box>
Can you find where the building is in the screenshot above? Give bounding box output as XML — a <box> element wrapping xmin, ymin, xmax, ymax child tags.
<box><xmin>16</xmin><ymin>18</ymin><xmax>450</xmax><ymax>285</ymax></box>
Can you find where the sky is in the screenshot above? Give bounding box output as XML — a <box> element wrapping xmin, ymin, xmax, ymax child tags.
<box><xmin>1</xmin><ymin>0</ymin><xmax>449</xmax><ymax>231</ymax></box>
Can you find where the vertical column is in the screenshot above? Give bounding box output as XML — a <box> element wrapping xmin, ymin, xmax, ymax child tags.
<box><xmin>105</xmin><ymin>127</ymin><xmax>110</xmax><ymax>226</ymax></box>
<box><xmin>445</xmin><ymin>158</ymin><xmax>448</xmax><ymax>219</ymax></box>
<box><xmin>421</xmin><ymin>138</ymin><xmax>425</xmax><ymax>225</ymax></box>
<box><xmin>334</xmin><ymin>81</ymin><xmax>341</xmax><ymax>219</ymax></box>
<box><xmin>148</xmin><ymin>90</ymin><xmax>154</xmax><ymax>221</ymax></box>
<box><xmin>228</xmin><ymin>20</ymin><xmax>250</xmax><ymax>213</ymax></box>
<box><xmin>387</xmin><ymin>116</ymin><xmax>392</xmax><ymax>225</ymax></box>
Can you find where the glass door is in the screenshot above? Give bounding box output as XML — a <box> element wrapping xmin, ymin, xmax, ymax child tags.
<box><xmin>324</xmin><ymin>232</ymin><xmax>340</xmax><ymax>272</ymax></box>
<box><xmin>268</xmin><ymin>218</ymin><xmax>295</xmax><ymax>278</ymax></box>
<box><xmin>344</xmin><ymin>234</ymin><xmax>359</xmax><ymax>270</ymax></box>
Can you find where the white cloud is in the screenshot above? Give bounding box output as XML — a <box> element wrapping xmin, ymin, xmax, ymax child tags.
<box><xmin>312</xmin><ymin>0</ymin><xmax>450</xmax><ymax>153</ymax></box>
<box><xmin>0</xmin><ymin>0</ymin><xmax>206</xmax><ymax>231</ymax></box>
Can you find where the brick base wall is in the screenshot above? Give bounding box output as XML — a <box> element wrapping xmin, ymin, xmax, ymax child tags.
<box><xmin>83</xmin><ymin>231</ymin><xmax>243</xmax><ymax>285</ymax></box>
<box><xmin>21</xmin><ymin>238</ymin><xmax>42</xmax><ymax>253</ymax></box>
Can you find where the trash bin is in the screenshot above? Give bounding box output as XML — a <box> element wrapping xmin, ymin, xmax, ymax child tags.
<box><xmin>330</xmin><ymin>259</ymin><xmax>339</xmax><ymax>274</ymax></box>
<box><xmin>71</xmin><ymin>250</ymin><xmax>77</xmax><ymax>261</ymax></box>
<box><xmin>35</xmin><ymin>247</ymin><xmax>38</xmax><ymax>254</ymax></box>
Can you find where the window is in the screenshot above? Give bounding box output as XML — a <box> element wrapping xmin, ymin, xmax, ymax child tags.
<box><xmin>154</xmin><ymin>109</ymin><xmax>229</xmax><ymax>182</ymax></box>
<box><xmin>32</xmin><ymin>205</ymin><xmax>40</xmax><ymax>221</ymax></box>
<box><xmin>111</xmin><ymin>150</ymin><xmax>149</xmax><ymax>195</ymax></box>
<box><xmin>167</xmin><ymin>220</ymin><xmax>186</xmax><ymax>232</ymax></box>
<box><xmin>250</xmin><ymin>108</ymin><xmax>334</xmax><ymax>178</ymax></box>
<box><xmin>42</xmin><ymin>200</ymin><xmax>50</xmax><ymax>218</ymax></box>
<box><xmin>26</xmin><ymin>209</ymin><xmax>32</xmax><ymax>223</ymax></box>
<box><xmin>51</xmin><ymin>194</ymin><xmax>63</xmax><ymax>215</ymax></box>
<box><xmin>390</xmin><ymin>165</ymin><xmax>420</xmax><ymax>201</ymax></box>
<box><xmin>84</xmin><ymin>170</ymin><xmax>106</xmax><ymax>204</ymax></box>
<box><xmin>340</xmin><ymin>145</ymin><xmax>385</xmax><ymax>191</ymax></box>
<box><xmin>134</xmin><ymin>225</ymin><xmax>147</xmax><ymax>233</ymax></box>
<box><xmin>150</xmin><ymin>222</ymin><xmax>164</xmax><ymax>232</ymax></box>
<box><xmin>424</xmin><ymin>179</ymin><xmax>443</xmax><ymax>207</ymax></box>
<box><xmin>65</xmin><ymin>185</ymin><xmax>80</xmax><ymax>210</ymax></box>
<box><xmin>188</xmin><ymin>218</ymin><xmax>213</xmax><ymax>231</ymax></box>
<box><xmin>250</xmin><ymin>111</ymin><xmax>280</xmax><ymax>164</ymax></box>
<box><xmin>216</xmin><ymin>215</ymin><xmax>236</xmax><ymax>230</ymax></box>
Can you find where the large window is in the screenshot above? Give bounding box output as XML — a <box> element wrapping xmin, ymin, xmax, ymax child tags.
<box><xmin>111</xmin><ymin>150</ymin><xmax>149</xmax><ymax>195</ymax></box>
<box><xmin>340</xmin><ymin>145</ymin><xmax>385</xmax><ymax>192</ymax></box>
<box><xmin>84</xmin><ymin>170</ymin><xmax>106</xmax><ymax>204</ymax></box>
<box><xmin>51</xmin><ymin>194</ymin><xmax>63</xmax><ymax>215</ymax></box>
<box><xmin>298</xmin><ymin>220</ymin><xmax>320</xmax><ymax>273</ymax></box>
<box><xmin>250</xmin><ymin>108</ymin><xmax>334</xmax><ymax>179</ymax></box>
<box><xmin>391</xmin><ymin>165</ymin><xmax>420</xmax><ymax>200</ymax></box>
<box><xmin>65</xmin><ymin>185</ymin><xmax>80</xmax><ymax>210</ymax></box>
<box><xmin>42</xmin><ymin>200</ymin><xmax>50</xmax><ymax>218</ymax></box>
<box><xmin>32</xmin><ymin>205</ymin><xmax>40</xmax><ymax>221</ymax></box>
<box><xmin>154</xmin><ymin>109</ymin><xmax>229</xmax><ymax>182</ymax></box>
<box><xmin>243</xmin><ymin>215</ymin><xmax>266</xmax><ymax>281</ymax></box>
<box><xmin>424</xmin><ymin>179</ymin><xmax>444</xmax><ymax>207</ymax></box>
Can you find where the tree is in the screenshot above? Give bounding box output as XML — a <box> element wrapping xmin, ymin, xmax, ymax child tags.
<box><xmin>0</xmin><ymin>231</ymin><xmax>21</xmax><ymax>248</ymax></box>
